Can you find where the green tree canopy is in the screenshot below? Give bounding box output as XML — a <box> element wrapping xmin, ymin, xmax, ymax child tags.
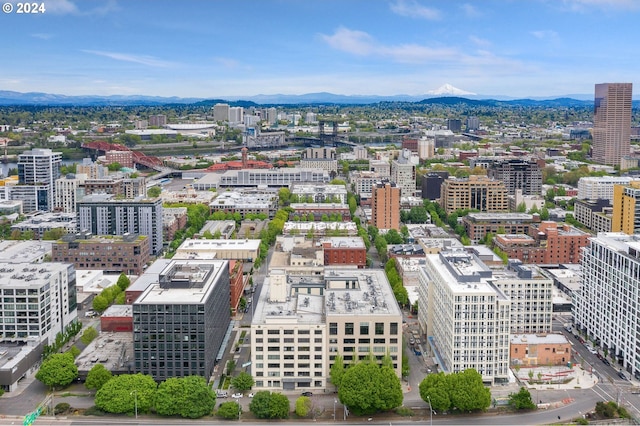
<box><xmin>92</xmin><ymin>294</ymin><xmax>109</xmax><ymax>312</ymax></box>
<box><xmin>147</xmin><ymin>186</ymin><xmax>161</xmax><ymax>198</ymax></box>
<box><xmin>217</xmin><ymin>401</ymin><xmax>241</xmax><ymax>419</ymax></box>
<box><xmin>295</xmin><ymin>396</ymin><xmax>312</xmax><ymax>417</ymax></box>
<box><xmin>231</xmin><ymin>372</ymin><xmax>255</xmax><ymax>392</ymax></box>
<box><xmin>155</xmin><ymin>376</ymin><xmax>215</xmax><ymax>419</ymax></box>
<box><xmin>508</xmin><ymin>387</ymin><xmax>536</xmax><ymax>410</ymax></box>
<box><xmin>249</xmin><ymin>391</ymin><xmax>290</xmax><ymax>419</ymax></box>
<box><xmin>330</xmin><ymin>353</ymin><xmax>345</xmax><ymax>389</ymax></box>
<box><xmin>419</xmin><ymin>369</ymin><xmax>491</xmax><ymax>413</ymax></box>
<box><xmin>116</xmin><ymin>273</ymin><xmax>131</xmax><ymax>292</ymax></box>
<box><xmin>95</xmin><ymin>373</ymin><xmax>157</xmax><ymax>415</ymax></box>
<box><xmin>338</xmin><ymin>361</ymin><xmax>403</xmax><ymax>416</ymax></box>
<box><xmin>35</xmin><ymin>352</ymin><xmax>78</xmax><ymax>390</ymax></box>
<box><xmin>85</xmin><ymin>363</ymin><xmax>113</xmax><ymax>391</ymax></box>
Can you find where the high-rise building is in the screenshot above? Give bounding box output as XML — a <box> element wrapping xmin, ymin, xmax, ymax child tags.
<box><xmin>213</xmin><ymin>103</ymin><xmax>230</xmax><ymax>122</ymax></box>
<box><xmin>418</xmin><ymin>250</ymin><xmax>511</xmax><ymax>384</ymax></box>
<box><xmin>148</xmin><ymin>114</ymin><xmax>167</xmax><ymax>127</ymax></box>
<box><xmin>133</xmin><ymin>259</ymin><xmax>230</xmax><ymax>381</ymax></box>
<box><xmin>612</xmin><ymin>181</ymin><xmax>640</xmax><ymax>234</ymax></box>
<box><xmin>0</xmin><ymin>262</ymin><xmax>77</xmax><ymax>344</ymax></box>
<box><xmin>574</xmin><ymin>233</ymin><xmax>640</xmax><ymax>378</ymax></box>
<box><xmin>440</xmin><ymin>175</ymin><xmax>508</xmax><ymax>215</ymax></box>
<box><xmin>55</xmin><ymin>173</ymin><xmax>87</xmax><ymax>213</ymax></box>
<box><xmin>371</xmin><ymin>180</ymin><xmax>400</xmax><ymax>231</ymax></box>
<box><xmin>577</xmin><ymin>176</ymin><xmax>636</xmax><ymax>201</ymax></box>
<box><xmin>77</xmin><ymin>194</ymin><xmax>163</xmax><ymax>255</ymax></box>
<box><xmin>391</xmin><ymin>149</ymin><xmax>416</xmax><ymax>197</ymax></box>
<box><xmin>487</xmin><ymin>159</ymin><xmax>542</xmax><ymax>196</ymax></box>
<box><xmin>12</xmin><ymin>148</ymin><xmax>62</xmax><ymax>212</ymax></box>
<box><xmin>592</xmin><ymin>83</ymin><xmax>632</xmax><ymax>167</ymax></box>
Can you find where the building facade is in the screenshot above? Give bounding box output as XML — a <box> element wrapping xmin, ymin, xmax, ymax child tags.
<box><xmin>592</xmin><ymin>83</ymin><xmax>633</xmax><ymax>167</ymax></box>
<box><xmin>440</xmin><ymin>175</ymin><xmax>509</xmax><ymax>215</ymax></box>
<box><xmin>76</xmin><ymin>194</ymin><xmax>163</xmax><ymax>255</ymax></box>
<box><xmin>52</xmin><ymin>233</ymin><xmax>150</xmax><ymax>275</ymax></box>
<box><xmin>487</xmin><ymin>159</ymin><xmax>542</xmax><ymax>196</ymax></box>
<box><xmin>574</xmin><ymin>233</ymin><xmax>640</xmax><ymax>377</ymax></box>
<box><xmin>390</xmin><ymin>149</ymin><xmax>416</xmax><ymax>197</ymax></box>
<box><xmin>371</xmin><ymin>180</ymin><xmax>400</xmax><ymax>231</ymax></box>
<box><xmin>322</xmin><ymin>237</ymin><xmax>367</xmax><ymax>268</ymax></box>
<box><xmin>133</xmin><ymin>260</ymin><xmax>230</xmax><ymax>381</ymax></box>
<box><xmin>12</xmin><ymin>148</ymin><xmax>62</xmax><ymax>212</ymax></box>
<box><xmin>418</xmin><ymin>250</ymin><xmax>511</xmax><ymax>384</ymax></box>
<box><xmin>612</xmin><ymin>182</ymin><xmax>640</xmax><ymax>235</ymax></box>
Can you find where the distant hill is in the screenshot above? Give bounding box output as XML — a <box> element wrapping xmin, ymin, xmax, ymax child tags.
<box><xmin>0</xmin><ymin>89</ymin><xmax>639</xmax><ymax>108</ymax></box>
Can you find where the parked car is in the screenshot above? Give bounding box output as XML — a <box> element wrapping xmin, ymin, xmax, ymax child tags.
<box><xmin>248</xmin><ymin>392</ymin><xmax>255</xmax><ymax>398</ymax></box>
<box><xmin>602</xmin><ymin>358</ymin><xmax>611</xmax><ymax>366</ymax></box>
<box><xmin>301</xmin><ymin>391</ymin><xmax>313</xmax><ymax>397</ymax></box>
<box><xmin>618</xmin><ymin>371</ymin><xmax>628</xmax><ymax>380</ymax></box>
<box><xmin>216</xmin><ymin>390</ymin><xmax>228</xmax><ymax>398</ymax></box>
<box><xmin>231</xmin><ymin>393</ymin><xmax>243</xmax><ymax>399</ymax></box>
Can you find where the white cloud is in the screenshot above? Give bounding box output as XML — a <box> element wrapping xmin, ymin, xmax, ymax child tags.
<box><xmin>469</xmin><ymin>35</ymin><xmax>491</xmax><ymax>48</ymax></box>
<box><xmin>562</xmin><ymin>0</ymin><xmax>639</xmax><ymax>9</ymax></box>
<box><xmin>31</xmin><ymin>33</ymin><xmax>54</xmax><ymax>40</ymax></box>
<box><xmin>213</xmin><ymin>57</ymin><xmax>252</xmax><ymax>71</ymax></box>
<box><xmin>389</xmin><ymin>0</ymin><xmax>441</xmax><ymax>20</ymax></box>
<box><xmin>460</xmin><ymin>3</ymin><xmax>482</xmax><ymax>17</ymax></box>
<box><xmin>531</xmin><ymin>30</ymin><xmax>559</xmax><ymax>39</ymax></box>
<box><xmin>319</xmin><ymin>27</ymin><xmax>375</xmax><ymax>56</ymax></box>
<box><xmin>82</xmin><ymin>50</ymin><xmax>175</xmax><ymax>68</ymax></box>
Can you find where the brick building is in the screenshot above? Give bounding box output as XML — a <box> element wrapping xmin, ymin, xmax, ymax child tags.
<box><xmin>510</xmin><ymin>334</ymin><xmax>572</xmax><ymax>366</ymax></box>
<box><xmin>52</xmin><ymin>233</ymin><xmax>150</xmax><ymax>274</ymax></box>
<box><xmin>163</xmin><ymin>207</ymin><xmax>188</xmax><ymax>241</ymax></box>
<box><xmin>322</xmin><ymin>237</ymin><xmax>367</xmax><ymax>268</ymax></box>
<box><xmin>493</xmin><ymin>222</ymin><xmax>590</xmax><ymax>264</ymax></box>
<box><xmin>440</xmin><ymin>175</ymin><xmax>508</xmax><ymax>214</ymax></box>
<box><xmin>462</xmin><ymin>212</ymin><xmax>539</xmax><ymax>244</ymax></box>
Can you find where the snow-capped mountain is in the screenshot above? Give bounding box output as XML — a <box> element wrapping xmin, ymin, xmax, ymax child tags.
<box><xmin>427</xmin><ymin>84</ymin><xmax>476</xmax><ymax>96</ymax></box>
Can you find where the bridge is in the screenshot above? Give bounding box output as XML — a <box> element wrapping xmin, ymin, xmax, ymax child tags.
<box><xmin>81</xmin><ymin>141</ymin><xmax>169</xmax><ymax>173</ymax></box>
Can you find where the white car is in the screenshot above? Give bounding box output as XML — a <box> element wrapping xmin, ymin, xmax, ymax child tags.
<box><xmin>231</xmin><ymin>393</ymin><xmax>243</xmax><ymax>399</ymax></box>
<box><xmin>248</xmin><ymin>392</ymin><xmax>255</xmax><ymax>398</ymax></box>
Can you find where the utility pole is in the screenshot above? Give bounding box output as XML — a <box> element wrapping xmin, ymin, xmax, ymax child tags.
<box><xmin>427</xmin><ymin>395</ymin><xmax>433</xmax><ymax>426</ymax></box>
<box><xmin>130</xmin><ymin>390</ymin><xmax>138</xmax><ymax>419</ymax></box>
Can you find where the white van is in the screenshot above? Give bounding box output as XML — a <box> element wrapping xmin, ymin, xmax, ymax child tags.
<box><xmin>216</xmin><ymin>390</ymin><xmax>228</xmax><ymax>398</ymax></box>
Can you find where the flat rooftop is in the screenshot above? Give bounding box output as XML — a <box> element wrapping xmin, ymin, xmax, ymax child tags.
<box><xmin>76</xmin><ymin>332</ymin><xmax>134</xmax><ymax>373</ymax></box>
<box><xmin>0</xmin><ymin>240</ymin><xmax>52</xmax><ymax>263</ymax></box>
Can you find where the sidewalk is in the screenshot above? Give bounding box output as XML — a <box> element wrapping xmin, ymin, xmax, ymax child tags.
<box><xmin>514</xmin><ymin>364</ymin><xmax>598</xmax><ymax>391</ymax></box>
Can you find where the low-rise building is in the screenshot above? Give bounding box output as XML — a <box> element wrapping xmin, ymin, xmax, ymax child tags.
<box><xmin>209</xmin><ymin>189</ymin><xmax>279</xmax><ymax>218</ymax></box>
<box><xmin>290</xmin><ymin>183</ymin><xmax>347</xmax><ymax>204</ymax></box>
<box><xmin>289</xmin><ymin>203</ymin><xmax>351</xmax><ymax>221</ymax></box>
<box><xmin>174</xmin><ymin>238</ymin><xmax>261</xmax><ymax>262</ymax></box>
<box><xmin>462</xmin><ymin>213</ymin><xmax>537</xmax><ymax>244</ymax></box>
<box><xmin>10</xmin><ymin>212</ymin><xmax>77</xmax><ymax>239</ymax></box>
<box><xmin>510</xmin><ymin>334</ymin><xmax>572</xmax><ymax>366</ymax></box>
<box><xmin>52</xmin><ymin>233</ymin><xmax>150</xmax><ymax>275</ymax></box>
<box><xmin>197</xmin><ymin>220</ymin><xmax>236</xmax><ymax>239</ymax></box>
<box><xmin>163</xmin><ymin>207</ymin><xmax>188</xmax><ymax>241</ymax></box>
<box><xmin>282</xmin><ymin>221</ymin><xmax>358</xmax><ymax>238</ymax></box>
<box><xmin>322</xmin><ymin>237</ymin><xmax>367</xmax><ymax>268</ymax></box>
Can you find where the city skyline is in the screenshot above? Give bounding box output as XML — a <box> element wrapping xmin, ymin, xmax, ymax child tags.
<box><xmin>1</xmin><ymin>0</ymin><xmax>639</xmax><ymax>98</ymax></box>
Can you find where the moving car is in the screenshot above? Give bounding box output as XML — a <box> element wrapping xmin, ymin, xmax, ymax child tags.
<box><xmin>231</xmin><ymin>393</ymin><xmax>243</xmax><ymax>399</ymax></box>
<box><xmin>618</xmin><ymin>371</ymin><xmax>628</xmax><ymax>380</ymax></box>
<box><xmin>301</xmin><ymin>391</ymin><xmax>313</xmax><ymax>397</ymax></box>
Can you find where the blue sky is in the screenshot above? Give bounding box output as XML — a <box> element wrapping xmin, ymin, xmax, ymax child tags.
<box><xmin>1</xmin><ymin>0</ymin><xmax>639</xmax><ymax>98</ymax></box>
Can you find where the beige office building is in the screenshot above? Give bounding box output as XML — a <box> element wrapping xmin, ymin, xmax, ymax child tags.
<box><xmin>440</xmin><ymin>175</ymin><xmax>508</xmax><ymax>214</ymax></box>
<box><xmin>592</xmin><ymin>83</ymin><xmax>632</xmax><ymax>167</ymax></box>
<box><xmin>250</xmin><ymin>268</ymin><xmax>402</xmax><ymax>392</ymax></box>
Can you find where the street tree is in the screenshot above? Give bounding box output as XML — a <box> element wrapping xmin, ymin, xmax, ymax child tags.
<box><xmin>92</xmin><ymin>294</ymin><xmax>109</xmax><ymax>312</ymax></box>
<box><xmin>35</xmin><ymin>352</ymin><xmax>78</xmax><ymax>390</ymax></box>
<box><xmin>509</xmin><ymin>387</ymin><xmax>536</xmax><ymax>410</ymax></box>
<box><xmin>231</xmin><ymin>372</ymin><xmax>254</xmax><ymax>392</ymax></box>
<box><xmin>155</xmin><ymin>376</ymin><xmax>215</xmax><ymax>419</ymax></box>
<box><xmin>330</xmin><ymin>354</ymin><xmax>345</xmax><ymax>389</ymax></box>
<box><xmin>419</xmin><ymin>369</ymin><xmax>491</xmax><ymax>413</ymax></box>
<box><xmin>85</xmin><ymin>364</ymin><xmax>113</xmax><ymax>391</ymax></box>
<box><xmin>116</xmin><ymin>273</ymin><xmax>130</xmax><ymax>291</ymax></box>
<box><xmin>217</xmin><ymin>401</ymin><xmax>241</xmax><ymax>419</ymax></box>
<box><xmin>95</xmin><ymin>373</ymin><xmax>157</xmax><ymax>415</ymax></box>
<box><xmin>338</xmin><ymin>361</ymin><xmax>403</xmax><ymax>416</ymax></box>
<box><xmin>295</xmin><ymin>396</ymin><xmax>312</xmax><ymax>417</ymax></box>
<box><xmin>249</xmin><ymin>391</ymin><xmax>290</xmax><ymax>419</ymax></box>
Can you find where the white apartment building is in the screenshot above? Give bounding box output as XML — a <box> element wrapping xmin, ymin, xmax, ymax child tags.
<box><xmin>290</xmin><ymin>183</ymin><xmax>347</xmax><ymax>204</ymax></box>
<box><xmin>349</xmin><ymin>170</ymin><xmax>385</xmax><ymax>199</ymax></box>
<box><xmin>55</xmin><ymin>173</ymin><xmax>87</xmax><ymax>213</ymax></box>
<box><xmin>577</xmin><ymin>176</ymin><xmax>636</xmax><ymax>201</ymax></box>
<box><xmin>491</xmin><ymin>260</ymin><xmax>553</xmax><ymax>334</ymax></box>
<box><xmin>574</xmin><ymin>233</ymin><xmax>640</xmax><ymax>377</ymax></box>
<box><xmin>250</xmin><ymin>268</ymin><xmax>402</xmax><ymax>392</ymax></box>
<box><xmin>369</xmin><ymin>160</ymin><xmax>391</xmax><ymax>178</ymax></box>
<box><xmin>0</xmin><ymin>262</ymin><xmax>77</xmax><ymax>344</ymax></box>
<box><xmin>353</xmin><ymin>145</ymin><xmax>368</xmax><ymax>160</ymax></box>
<box><xmin>417</xmin><ymin>137</ymin><xmax>435</xmax><ymax>160</ymax></box>
<box><xmin>391</xmin><ymin>149</ymin><xmax>417</xmax><ymax>197</ymax></box>
<box><xmin>418</xmin><ymin>250</ymin><xmax>511</xmax><ymax>384</ymax></box>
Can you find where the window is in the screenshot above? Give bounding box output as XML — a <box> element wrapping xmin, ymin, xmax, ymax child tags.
<box><xmin>360</xmin><ymin>322</ymin><xmax>369</xmax><ymax>335</ymax></box>
<box><xmin>345</xmin><ymin>322</ymin><xmax>354</xmax><ymax>335</ymax></box>
<box><xmin>329</xmin><ymin>323</ymin><xmax>338</xmax><ymax>335</ymax></box>
<box><xmin>375</xmin><ymin>322</ymin><xmax>384</xmax><ymax>335</ymax></box>
<box><xmin>390</xmin><ymin>322</ymin><xmax>398</xmax><ymax>335</ymax></box>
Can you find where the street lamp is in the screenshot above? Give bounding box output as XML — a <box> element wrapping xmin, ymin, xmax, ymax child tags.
<box><xmin>426</xmin><ymin>395</ymin><xmax>433</xmax><ymax>426</ymax></box>
<box><xmin>333</xmin><ymin>398</ymin><xmax>337</xmax><ymax>421</ymax></box>
<box><xmin>130</xmin><ymin>390</ymin><xmax>138</xmax><ymax>419</ymax></box>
